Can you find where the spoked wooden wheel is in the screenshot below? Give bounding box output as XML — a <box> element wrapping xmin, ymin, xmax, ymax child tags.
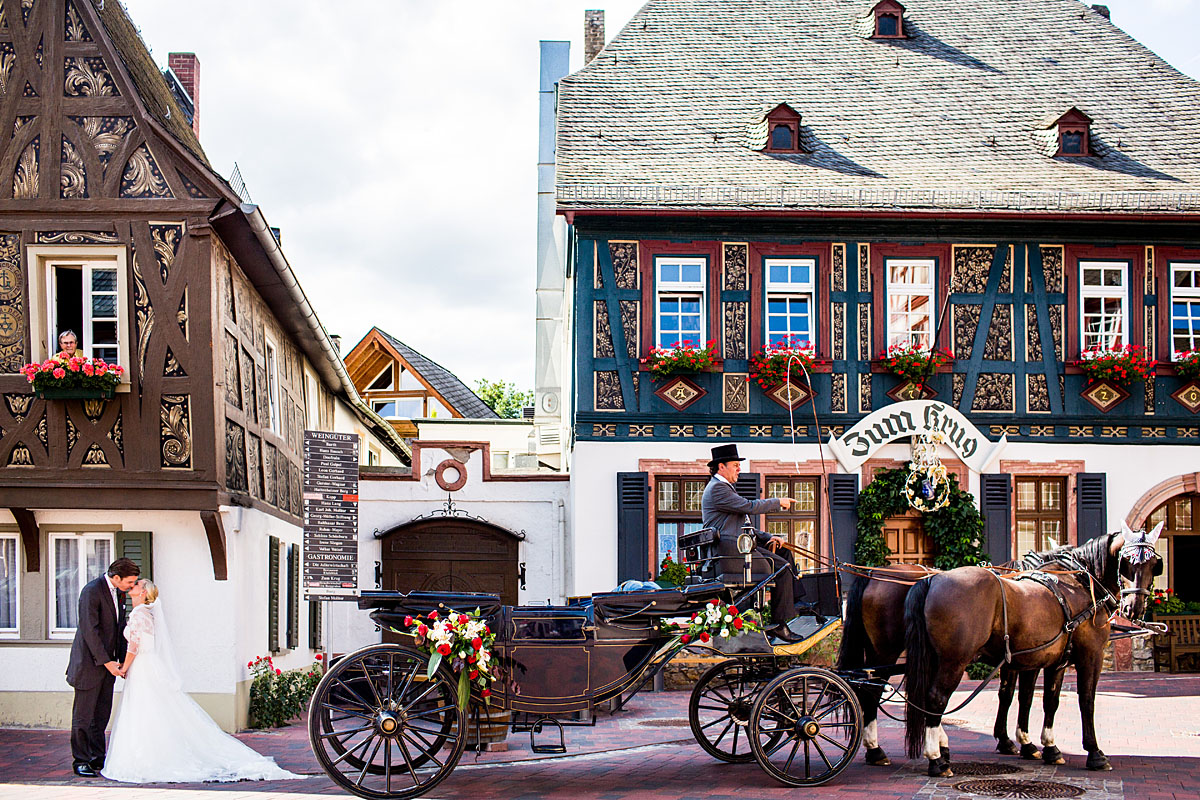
<box><xmin>308</xmin><ymin>643</ymin><xmax>466</xmax><ymax>799</ymax></box>
<box><xmin>689</xmin><ymin>658</ymin><xmax>778</xmax><ymax>762</ymax></box>
<box><xmin>748</xmin><ymin>667</ymin><xmax>862</xmax><ymax>787</ymax></box>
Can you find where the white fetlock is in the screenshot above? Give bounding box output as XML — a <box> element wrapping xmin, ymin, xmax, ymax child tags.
<box><xmin>864</xmin><ymin>720</ymin><xmax>879</xmax><ymax>750</ymax></box>
<box><xmin>924</xmin><ymin>727</ymin><xmax>943</xmax><ymax>761</ymax></box>
<box><xmin>1016</xmin><ymin>728</ymin><xmax>1032</xmax><ymax>746</ymax></box>
<box><xmin>1041</xmin><ymin>727</ymin><xmax>1056</xmax><ymax>747</ymax></box>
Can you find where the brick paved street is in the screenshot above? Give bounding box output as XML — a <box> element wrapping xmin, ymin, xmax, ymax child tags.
<box><xmin>2</xmin><ymin>672</ymin><xmax>1198</xmax><ymax>800</ymax></box>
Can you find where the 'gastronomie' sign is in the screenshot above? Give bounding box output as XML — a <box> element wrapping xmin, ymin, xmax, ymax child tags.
<box><xmin>827</xmin><ymin>400</ymin><xmax>1007</xmax><ymax>473</ymax></box>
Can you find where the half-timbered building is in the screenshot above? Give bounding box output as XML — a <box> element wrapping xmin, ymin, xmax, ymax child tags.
<box><xmin>544</xmin><ymin>0</ymin><xmax>1200</xmax><ymax>631</ymax></box>
<box><xmin>0</xmin><ymin>0</ymin><xmax>407</xmax><ymax>729</ymax></box>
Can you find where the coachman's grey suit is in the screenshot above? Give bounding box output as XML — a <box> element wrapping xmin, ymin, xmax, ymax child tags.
<box><xmin>700</xmin><ymin>477</ymin><xmax>803</xmax><ymax>624</ymax></box>
<box><xmin>66</xmin><ymin>575</ymin><xmax>127</xmax><ymax>769</ymax></box>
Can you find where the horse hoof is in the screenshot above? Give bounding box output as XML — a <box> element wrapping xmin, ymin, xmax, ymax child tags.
<box><xmin>865</xmin><ymin>747</ymin><xmax>891</xmax><ymax>766</ymax></box>
<box><xmin>1020</xmin><ymin>743</ymin><xmax>1042</xmax><ymax>760</ymax></box>
<box><xmin>928</xmin><ymin>760</ymin><xmax>953</xmax><ymax>778</ymax></box>
<box><xmin>1043</xmin><ymin>745</ymin><xmax>1065</xmax><ymax>766</ymax></box>
<box><xmin>997</xmin><ymin>739</ymin><xmax>1018</xmax><ymax>756</ymax></box>
<box><xmin>940</xmin><ymin>745</ymin><xmax>950</xmax><ymax>760</ymax></box>
<box><xmin>1087</xmin><ymin>752</ymin><xmax>1112</xmax><ymax>771</ymax></box>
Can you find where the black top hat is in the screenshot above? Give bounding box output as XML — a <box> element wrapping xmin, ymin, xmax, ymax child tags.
<box><xmin>707</xmin><ymin>443</ymin><xmax>745</xmax><ymax>468</ymax></box>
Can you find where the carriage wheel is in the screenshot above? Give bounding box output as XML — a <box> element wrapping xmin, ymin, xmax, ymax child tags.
<box><xmin>748</xmin><ymin>667</ymin><xmax>862</xmax><ymax>787</ymax></box>
<box><xmin>308</xmin><ymin>643</ymin><xmax>467</xmax><ymax>799</ymax></box>
<box><xmin>689</xmin><ymin>658</ymin><xmax>778</xmax><ymax>763</ymax></box>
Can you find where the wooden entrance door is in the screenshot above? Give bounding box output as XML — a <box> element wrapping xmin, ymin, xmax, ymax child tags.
<box><xmin>883</xmin><ymin>512</ymin><xmax>935</xmax><ymax>566</ymax></box>
<box><xmin>381</xmin><ymin>519</ymin><xmax>520</xmax><ymax>602</ymax></box>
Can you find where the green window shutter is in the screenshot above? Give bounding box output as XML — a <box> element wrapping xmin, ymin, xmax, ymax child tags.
<box><xmin>308</xmin><ymin>600</ymin><xmax>323</xmax><ymax>651</ymax></box>
<box><xmin>286</xmin><ymin>544</ymin><xmax>299</xmax><ymax>650</ymax></box>
<box><xmin>114</xmin><ymin>531</ymin><xmax>153</xmax><ymax>581</ymax></box>
<box><xmin>268</xmin><ymin>535</ymin><xmax>280</xmax><ymax>654</ymax></box>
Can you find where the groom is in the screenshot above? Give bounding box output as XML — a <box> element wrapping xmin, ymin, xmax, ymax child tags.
<box><xmin>66</xmin><ymin>558</ymin><xmax>140</xmax><ymax>777</ymax></box>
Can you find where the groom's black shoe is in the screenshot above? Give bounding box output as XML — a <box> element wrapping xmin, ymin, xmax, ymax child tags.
<box><xmin>73</xmin><ymin>763</ymin><xmax>98</xmax><ymax>778</ymax></box>
<box><xmin>90</xmin><ymin>759</ymin><xmax>105</xmax><ymax>772</ymax></box>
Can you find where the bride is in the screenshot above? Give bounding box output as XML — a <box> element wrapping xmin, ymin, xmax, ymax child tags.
<box><xmin>102</xmin><ymin>579</ymin><xmax>306</xmax><ymax>783</ymax></box>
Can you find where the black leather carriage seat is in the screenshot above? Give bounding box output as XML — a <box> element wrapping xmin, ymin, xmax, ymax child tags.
<box><xmin>678</xmin><ymin>526</ymin><xmax>774</xmax><ymax>587</ymax></box>
<box><xmin>590</xmin><ymin>581</ymin><xmax>725</xmax><ymax>623</ymax></box>
<box><xmin>359</xmin><ymin>590</ymin><xmax>503</xmax><ymax>633</ymax></box>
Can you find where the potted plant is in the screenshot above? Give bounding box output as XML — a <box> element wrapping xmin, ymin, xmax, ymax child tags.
<box><xmin>657</xmin><ymin>550</ymin><xmax>689</xmax><ymax>587</ymax></box>
<box><xmin>21</xmin><ymin>353</ymin><xmax>125</xmax><ymax>399</ymax></box>
<box><xmin>749</xmin><ymin>337</ymin><xmax>817</xmax><ymax>391</ymax></box>
<box><xmin>1172</xmin><ymin>350</ymin><xmax>1200</xmax><ymax>413</ymax></box>
<box><xmin>1074</xmin><ymin>343</ymin><xmax>1156</xmax><ymax>386</ymax></box>
<box><xmin>640</xmin><ymin>340</ymin><xmax>718</xmax><ymax>380</ymax></box>
<box><xmin>879</xmin><ymin>341</ymin><xmax>952</xmax><ymax>400</ymax></box>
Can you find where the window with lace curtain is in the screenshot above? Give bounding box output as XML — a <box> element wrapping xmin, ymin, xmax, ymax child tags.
<box><xmin>764</xmin><ymin>477</ymin><xmax>820</xmax><ymax>571</ymax></box>
<box><xmin>656</xmin><ymin>476</ymin><xmax>705</xmax><ymax>570</ymax></box>
<box><xmin>50</xmin><ymin>533</ymin><xmax>112</xmax><ymax>634</ymax></box>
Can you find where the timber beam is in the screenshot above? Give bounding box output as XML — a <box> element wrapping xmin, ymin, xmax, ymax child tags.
<box><xmin>200</xmin><ymin>510</ymin><xmax>229</xmax><ymax>581</ymax></box>
<box><xmin>9</xmin><ymin>508</ymin><xmax>39</xmax><ymax>572</ymax></box>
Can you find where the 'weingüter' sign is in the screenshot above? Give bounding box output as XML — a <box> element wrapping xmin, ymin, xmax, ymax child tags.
<box><xmin>303</xmin><ymin>430</ymin><xmax>359</xmax><ymax>601</ymax></box>
<box><xmin>827</xmin><ymin>400</ymin><xmax>1007</xmax><ymax>474</ymax></box>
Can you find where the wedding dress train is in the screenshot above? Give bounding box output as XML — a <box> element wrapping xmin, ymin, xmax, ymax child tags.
<box><xmin>102</xmin><ymin>602</ymin><xmax>305</xmax><ymax>783</ymax></box>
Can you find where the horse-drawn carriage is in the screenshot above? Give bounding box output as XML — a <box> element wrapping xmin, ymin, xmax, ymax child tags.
<box><xmin>307</xmin><ymin>520</ymin><xmax>1165</xmax><ymax>799</ymax></box>
<box><xmin>307</xmin><ymin>528</ymin><xmax>861</xmax><ymax>799</ymax></box>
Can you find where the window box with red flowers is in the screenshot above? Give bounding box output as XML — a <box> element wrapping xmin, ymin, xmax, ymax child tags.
<box><xmin>22</xmin><ymin>353</ymin><xmax>124</xmax><ymax>400</ymax></box>
<box><xmin>1171</xmin><ymin>349</ymin><xmax>1200</xmax><ymax>413</ymax></box>
<box><xmin>639</xmin><ymin>340</ymin><xmax>719</xmax><ymax>380</ymax></box>
<box><xmin>878</xmin><ymin>342</ymin><xmax>952</xmax><ymax>401</ymax></box>
<box><xmin>748</xmin><ymin>338</ymin><xmax>820</xmax><ymax>410</ymax></box>
<box><xmin>1072</xmin><ymin>344</ymin><xmax>1155</xmax><ymax>413</ymax></box>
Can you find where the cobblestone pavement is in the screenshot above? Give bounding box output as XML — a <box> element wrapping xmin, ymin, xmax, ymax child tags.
<box><xmin>2</xmin><ymin>672</ymin><xmax>1197</xmax><ymax>800</ymax></box>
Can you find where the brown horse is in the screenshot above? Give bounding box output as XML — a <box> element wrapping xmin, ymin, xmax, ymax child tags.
<box><xmin>903</xmin><ymin>525</ymin><xmax>1163</xmax><ymax>777</ymax></box>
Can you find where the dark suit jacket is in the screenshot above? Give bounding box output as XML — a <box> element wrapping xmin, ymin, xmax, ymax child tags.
<box><xmin>66</xmin><ymin>576</ymin><xmax>127</xmax><ymax>690</ymax></box>
<box><xmin>700</xmin><ymin>477</ymin><xmax>783</xmax><ymax>548</ymax></box>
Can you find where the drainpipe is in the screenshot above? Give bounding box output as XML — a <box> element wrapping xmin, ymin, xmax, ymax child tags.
<box><xmin>240</xmin><ymin>204</ymin><xmax>410</xmax><ymax>461</ymax></box>
<box><xmin>558</xmin><ymin>498</ymin><xmax>570</xmax><ymax>602</ymax></box>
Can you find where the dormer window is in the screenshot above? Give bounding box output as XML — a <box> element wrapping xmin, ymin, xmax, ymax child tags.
<box><xmin>871</xmin><ymin>0</ymin><xmax>906</xmax><ymax>38</ymax></box>
<box><xmin>763</xmin><ymin>103</ymin><xmax>803</xmax><ymax>153</ymax></box>
<box><xmin>1052</xmin><ymin>108</ymin><xmax>1092</xmax><ymax>157</ymax></box>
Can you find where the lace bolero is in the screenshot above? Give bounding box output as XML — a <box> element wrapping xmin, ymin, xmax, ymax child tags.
<box><xmin>124</xmin><ymin>604</ymin><xmax>155</xmax><ymax>654</ymax></box>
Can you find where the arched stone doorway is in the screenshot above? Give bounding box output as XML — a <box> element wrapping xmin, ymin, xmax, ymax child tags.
<box><xmin>378</xmin><ymin>518</ymin><xmax>521</xmax><ymax>604</ymax></box>
<box><xmin>1145</xmin><ymin>492</ymin><xmax>1200</xmax><ymax>601</ymax></box>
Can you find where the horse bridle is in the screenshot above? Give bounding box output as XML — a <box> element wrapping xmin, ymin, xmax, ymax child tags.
<box><xmin>1117</xmin><ymin>541</ymin><xmax>1160</xmax><ymax>599</ymax></box>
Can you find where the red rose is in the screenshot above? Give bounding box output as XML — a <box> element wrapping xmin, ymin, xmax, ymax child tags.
<box><xmin>315</xmin><ymin>653</ymin><xmax>323</xmax><ymax>661</ymax></box>
<box><xmin>733</xmin><ymin>618</ymin><xmax>744</xmax><ymax>630</ymax></box>
<box><xmin>727</xmin><ymin>606</ymin><xmax>737</xmax><ymax>616</ymax></box>
<box><xmin>681</xmin><ymin>634</ymin><xmax>691</xmax><ymax>644</ymax></box>
<box><xmin>699</xmin><ymin>632</ymin><xmax>711</xmax><ymax>643</ymax></box>
<box><xmin>469</xmin><ymin>670</ymin><xmax>479</xmax><ymax>680</ymax></box>
<box><xmin>275</xmin><ymin>668</ymin><xmax>282</xmax><ymax>675</ymax></box>
<box><xmin>404</xmin><ymin>615</ymin><xmax>413</xmax><ymax>626</ymax></box>
<box><xmin>428</xmin><ymin>611</ymin><xmax>438</xmax><ymax>620</ymax></box>
<box><xmin>468</xmin><ymin>654</ymin><xmax>476</xmax><ymax>663</ymax></box>
<box><xmin>691</xmin><ymin>612</ymin><xmax>698</xmax><ymax>620</ymax></box>
<box><xmin>481</xmin><ymin>688</ymin><xmax>491</xmax><ymax>698</ymax></box>
<box><xmin>417</xmin><ymin>624</ymin><xmax>428</xmax><ymax>637</ymax></box>
<box><xmin>437</xmin><ymin>643</ymin><xmax>452</xmax><ymax>656</ymax></box>
<box><xmin>247</xmin><ymin>661</ymin><xmax>253</xmax><ymax>667</ymax></box>
<box><xmin>709</xmin><ymin>599</ymin><xmax>719</xmax><ymax>606</ymax></box>
<box><xmin>472</xmin><ymin>637</ymin><xmax>483</xmax><ymax>650</ymax></box>
<box><xmin>458</xmin><ymin>614</ymin><xmax>469</xmax><ymax>624</ymax></box>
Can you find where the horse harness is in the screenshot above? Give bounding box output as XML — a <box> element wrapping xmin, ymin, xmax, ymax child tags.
<box><xmin>994</xmin><ymin>559</ymin><xmax>1109</xmax><ymax>669</ymax></box>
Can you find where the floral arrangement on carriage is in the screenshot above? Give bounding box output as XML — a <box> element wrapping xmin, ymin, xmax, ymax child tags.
<box><xmin>661</xmin><ymin>598</ymin><xmax>764</xmax><ymax>645</ymax></box>
<box><xmin>21</xmin><ymin>352</ymin><xmax>125</xmax><ymax>399</ymax></box>
<box><xmin>405</xmin><ymin>609</ymin><xmax>497</xmax><ymax>710</ymax></box>
<box><xmin>640</xmin><ymin>340</ymin><xmax>718</xmax><ymax>380</ymax></box>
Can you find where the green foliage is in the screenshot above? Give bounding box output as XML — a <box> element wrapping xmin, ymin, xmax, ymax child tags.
<box><xmin>658</xmin><ymin>551</ymin><xmax>689</xmax><ymax>586</ymax></box>
<box><xmin>247</xmin><ymin>654</ymin><xmax>324</xmax><ymax>728</ymax></box>
<box><xmin>854</xmin><ymin>467</ymin><xmax>987</xmax><ymax>571</ymax></box>
<box><xmin>474</xmin><ymin>379</ymin><xmax>533</xmax><ymax>419</ymax></box>
<box><xmin>1152</xmin><ymin>589</ymin><xmax>1200</xmax><ymax>615</ymax></box>
<box><xmin>966</xmin><ymin>661</ymin><xmax>997</xmax><ymax>680</ymax></box>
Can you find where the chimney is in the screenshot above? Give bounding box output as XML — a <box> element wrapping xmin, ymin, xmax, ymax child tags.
<box><xmin>584</xmin><ymin>10</ymin><xmax>605</xmax><ymax>63</ymax></box>
<box><xmin>329</xmin><ymin>334</ymin><xmax>342</xmax><ymax>354</ymax></box>
<box><xmin>167</xmin><ymin>52</ymin><xmax>200</xmax><ymax>136</ymax></box>
<box><xmin>1091</xmin><ymin>4</ymin><xmax>1110</xmax><ymax>18</ymax></box>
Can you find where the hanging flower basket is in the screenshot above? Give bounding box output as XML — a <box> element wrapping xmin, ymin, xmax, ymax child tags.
<box><xmin>748</xmin><ymin>338</ymin><xmax>817</xmax><ymax>392</ymax></box>
<box><xmin>22</xmin><ymin>353</ymin><xmax>124</xmax><ymax>399</ymax></box>
<box><xmin>1073</xmin><ymin>344</ymin><xmax>1155</xmax><ymax>387</ymax></box>
<box><xmin>640</xmin><ymin>340</ymin><xmax>718</xmax><ymax>380</ymax></box>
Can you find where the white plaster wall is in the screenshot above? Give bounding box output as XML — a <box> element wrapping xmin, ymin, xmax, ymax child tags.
<box><xmin>326</xmin><ymin>444</ymin><xmax>569</xmax><ymax>655</ymax></box>
<box><xmin>569</xmin><ymin>439</ymin><xmax>1200</xmax><ymax>596</ymax></box>
<box><xmin>416</xmin><ymin>419</ymin><xmax>536</xmax><ymax>456</ymax></box>
<box><xmin>331</xmin><ymin>398</ymin><xmax>405</xmax><ymax>468</ymax></box>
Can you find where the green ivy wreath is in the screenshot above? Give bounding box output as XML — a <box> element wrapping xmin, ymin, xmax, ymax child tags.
<box><xmin>854</xmin><ymin>466</ymin><xmax>987</xmax><ymax>571</ymax></box>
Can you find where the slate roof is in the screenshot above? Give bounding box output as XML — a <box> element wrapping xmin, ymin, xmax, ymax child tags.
<box><xmin>375</xmin><ymin>329</ymin><xmax>499</xmax><ymax>419</ymax></box>
<box><xmin>555</xmin><ymin>0</ymin><xmax>1200</xmax><ymax>214</ymax></box>
<box><xmin>93</xmin><ymin>1</ymin><xmax>211</xmax><ymax>168</ymax></box>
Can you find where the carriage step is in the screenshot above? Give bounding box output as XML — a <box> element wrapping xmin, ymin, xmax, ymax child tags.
<box><xmin>529</xmin><ymin>717</ymin><xmax>568</xmax><ymax>754</ymax></box>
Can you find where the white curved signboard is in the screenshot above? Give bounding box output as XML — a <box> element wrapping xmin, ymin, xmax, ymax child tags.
<box><xmin>827</xmin><ymin>400</ymin><xmax>1007</xmax><ymax>474</ymax></box>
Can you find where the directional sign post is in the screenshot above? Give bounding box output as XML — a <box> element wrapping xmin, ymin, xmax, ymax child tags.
<box><xmin>303</xmin><ymin>430</ymin><xmax>359</xmax><ymax>601</ymax></box>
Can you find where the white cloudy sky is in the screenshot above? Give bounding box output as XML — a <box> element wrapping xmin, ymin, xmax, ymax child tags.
<box><xmin>120</xmin><ymin>0</ymin><xmax>1198</xmax><ymax>391</ymax></box>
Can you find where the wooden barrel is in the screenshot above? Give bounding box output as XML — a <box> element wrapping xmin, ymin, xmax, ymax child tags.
<box><xmin>468</xmin><ymin>706</ymin><xmax>511</xmax><ymax>749</ymax></box>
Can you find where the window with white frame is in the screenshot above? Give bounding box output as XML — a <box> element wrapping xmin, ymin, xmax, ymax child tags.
<box><xmin>264</xmin><ymin>338</ymin><xmax>281</xmax><ymax>434</ymax></box>
<box><xmin>372</xmin><ymin>398</ymin><xmax>423</xmax><ymax>419</ymax></box>
<box><xmin>1171</xmin><ymin>262</ymin><xmax>1200</xmax><ymax>356</ymax></box>
<box><xmin>24</xmin><ymin>246</ymin><xmax>130</xmax><ymax>370</ymax></box>
<box><xmin>655</xmin><ymin>257</ymin><xmax>706</xmax><ymax>349</ymax></box>
<box><xmin>0</xmin><ymin>534</ymin><xmax>18</xmax><ymax>634</ymax></box>
<box><xmin>50</xmin><ymin>533</ymin><xmax>113</xmax><ymax>633</ymax></box>
<box><xmin>886</xmin><ymin>259</ymin><xmax>935</xmax><ymax>349</ymax></box>
<box><xmin>765</xmin><ymin>258</ymin><xmax>816</xmax><ymax>348</ymax></box>
<box><xmin>1080</xmin><ymin>261</ymin><xmax>1128</xmax><ymax>350</ymax></box>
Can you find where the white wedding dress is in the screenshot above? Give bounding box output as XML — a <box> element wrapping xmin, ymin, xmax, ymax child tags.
<box><xmin>102</xmin><ymin>602</ymin><xmax>305</xmax><ymax>783</ymax></box>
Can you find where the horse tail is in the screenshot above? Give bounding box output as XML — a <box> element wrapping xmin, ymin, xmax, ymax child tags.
<box><xmin>904</xmin><ymin>576</ymin><xmax>938</xmax><ymax>760</ymax></box>
<box><xmin>836</xmin><ymin>575</ymin><xmax>869</xmax><ymax>671</ymax></box>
